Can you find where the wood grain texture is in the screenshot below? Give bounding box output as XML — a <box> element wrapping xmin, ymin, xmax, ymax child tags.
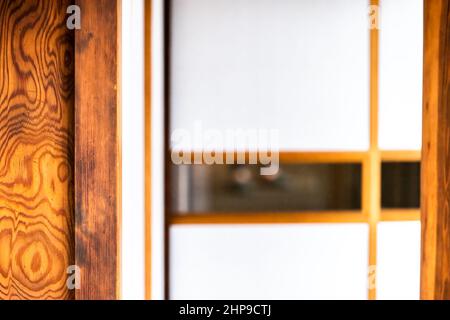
<box><xmin>421</xmin><ymin>0</ymin><xmax>450</xmax><ymax>300</ymax></box>
<box><xmin>74</xmin><ymin>0</ymin><xmax>121</xmax><ymax>300</ymax></box>
<box><xmin>0</xmin><ymin>0</ymin><xmax>74</xmax><ymax>300</ymax></box>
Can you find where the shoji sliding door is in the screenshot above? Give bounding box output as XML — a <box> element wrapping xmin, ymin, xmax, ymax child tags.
<box><xmin>164</xmin><ymin>0</ymin><xmax>423</xmax><ymax>300</ymax></box>
<box><xmin>167</xmin><ymin>0</ymin><xmax>370</xmax><ymax>300</ymax></box>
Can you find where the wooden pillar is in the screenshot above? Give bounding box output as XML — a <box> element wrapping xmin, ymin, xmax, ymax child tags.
<box><xmin>0</xmin><ymin>0</ymin><xmax>75</xmax><ymax>300</ymax></box>
<box><xmin>422</xmin><ymin>0</ymin><xmax>450</xmax><ymax>300</ymax></box>
<box><xmin>74</xmin><ymin>0</ymin><xmax>121</xmax><ymax>300</ymax></box>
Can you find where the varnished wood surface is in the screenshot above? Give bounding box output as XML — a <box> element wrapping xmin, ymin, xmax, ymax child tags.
<box><xmin>421</xmin><ymin>0</ymin><xmax>450</xmax><ymax>300</ymax></box>
<box><xmin>74</xmin><ymin>0</ymin><xmax>121</xmax><ymax>300</ymax></box>
<box><xmin>380</xmin><ymin>150</ymin><xmax>421</xmax><ymax>162</ymax></box>
<box><xmin>380</xmin><ymin>209</ymin><xmax>420</xmax><ymax>222</ymax></box>
<box><xmin>0</xmin><ymin>0</ymin><xmax>74</xmax><ymax>300</ymax></box>
<box><xmin>170</xmin><ymin>212</ymin><xmax>366</xmax><ymax>225</ymax></box>
<box><xmin>367</xmin><ymin>0</ymin><xmax>380</xmax><ymax>301</ymax></box>
<box><xmin>169</xmin><ymin>209</ymin><xmax>421</xmax><ymax>225</ymax></box>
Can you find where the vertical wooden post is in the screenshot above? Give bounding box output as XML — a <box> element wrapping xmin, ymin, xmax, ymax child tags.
<box><xmin>421</xmin><ymin>0</ymin><xmax>450</xmax><ymax>300</ymax></box>
<box><xmin>74</xmin><ymin>0</ymin><xmax>121</xmax><ymax>300</ymax></box>
<box><xmin>0</xmin><ymin>0</ymin><xmax>74</xmax><ymax>300</ymax></box>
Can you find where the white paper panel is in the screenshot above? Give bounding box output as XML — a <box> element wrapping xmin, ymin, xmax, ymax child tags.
<box><xmin>170</xmin><ymin>0</ymin><xmax>370</xmax><ymax>151</ymax></box>
<box><xmin>170</xmin><ymin>224</ymin><xmax>369</xmax><ymax>300</ymax></box>
<box><xmin>122</xmin><ymin>0</ymin><xmax>145</xmax><ymax>300</ymax></box>
<box><xmin>376</xmin><ymin>222</ymin><xmax>421</xmax><ymax>300</ymax></box>
<box><xmin>379</xmin><ymin>0</ymin><xmax>423</xmax><ymax>150</ymax></box>
<box><xmin>151</xmin><ymin>0</ymin><xmax>166</xmax><ymax>300</ymax></box>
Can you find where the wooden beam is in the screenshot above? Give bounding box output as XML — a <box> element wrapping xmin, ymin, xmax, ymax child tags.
<box><xmin>380</xmin><ymin>209</ymin><xmax>421</xmax><ymax>222</ymax></box>
<box><xmin>0</xmin><ymin>0</ymin><xmax>74</xmax><ymax>300</ymax></box>
<box><xmin>380</xmin><ymin>150</ymin><xmax>421</xmax><ymax>162</ymax></box>
<box><xmin>170</xmin><ymin>212</ymin><xmax>366</xmax><ymax>225</ymax></box>
<box><xmin>74</xmin><ymin>0</ymin><xmax>121</xmax><ymax>300</ymax></box>
<box><xmin>421</xmin><ymin>0</ymin><xmax>450</xmax><ymax>300</ymax></box>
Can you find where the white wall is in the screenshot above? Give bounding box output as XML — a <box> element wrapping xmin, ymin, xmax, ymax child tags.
<box><xmin>122</xmin><ymin>0</ymin><xmax>145</xmax><ymax>300</ymax></box>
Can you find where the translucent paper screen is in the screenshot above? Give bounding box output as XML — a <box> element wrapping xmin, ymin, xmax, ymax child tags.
<box><xmin>376</xmin><ymin>222</ymin><xmax>421</xmax><ymax>300</ymax></box>
<box><xmin>170</xmin><ymin>224</ymin><xmax>369</xmax><ymax>299</ymax></box>
<box><xmin>379</xmin><ymin>0</ymin><xmax>423</xmax><ymax>150</ymax></box>
<box><xmin>170</xmin><ymin>0</ymin><xmax>370</xmax><ymax>151</ymax></box>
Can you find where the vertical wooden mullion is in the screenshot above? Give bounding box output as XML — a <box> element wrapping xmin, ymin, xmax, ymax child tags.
<box><xmin>74</xmin><ymin>0</ymin><xmax>122</xmax><ymax>300</ymax></box>
<box><xmin>367</xmin><ymin>0</ymin><xmax>381</xmax><ymax>301</ymax></box>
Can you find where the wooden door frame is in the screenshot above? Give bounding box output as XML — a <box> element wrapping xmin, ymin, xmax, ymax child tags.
<box><xmin>421</xmin><ymin>0</ymin><xmax>450</xmax><ymax>301</ymax></box>
<box><xmin>74</xmin><ymin>0</ymin><xmax>122</xmax><ymax>300</ymax></box>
